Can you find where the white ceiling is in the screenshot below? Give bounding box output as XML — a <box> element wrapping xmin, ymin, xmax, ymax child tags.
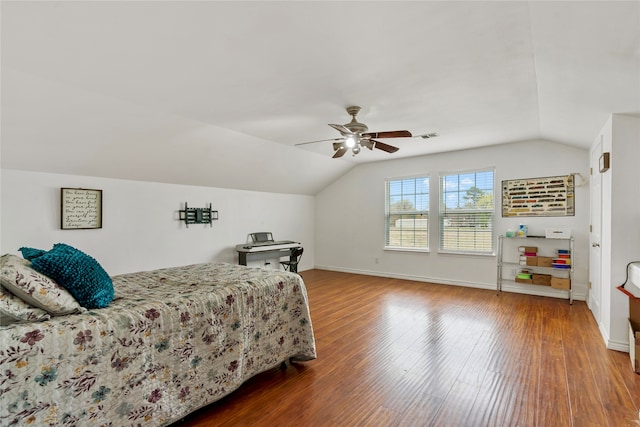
<box><xmin>1</xmin><ymin>1</ymin><xmax>639</xmax><ymax>195</ymax></box>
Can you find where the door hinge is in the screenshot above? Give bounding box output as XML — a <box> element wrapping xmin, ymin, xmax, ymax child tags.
<box><xmin>590</xmin><ymin>167</ymin><xmax>593</xmax><ymax>175</ymax></box>
<box><xmin>590</xmin><ymin>224</ymin><xmax>592</xmax><ymax>232</ymax></box>
<box><xmin>589</xmin><ymin>281</ymin><xmax>592</xmax><ymax>289</ymax></box>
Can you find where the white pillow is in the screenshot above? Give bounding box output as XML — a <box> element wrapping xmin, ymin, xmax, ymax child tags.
<box><xmin>0</xmin><ymin>285</ymin><xmax>50</xmax><ymax>325</ymax></box>
<box><xmin>0</xmin><ymin>254</ymin><xmax>83</xmax><ymax>315</ymax></box>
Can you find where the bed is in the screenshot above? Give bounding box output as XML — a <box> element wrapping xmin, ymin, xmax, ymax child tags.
<box><xmin>0</xmin><ymin>260</ymin><xmax>316</xmax><ymax>426</ymax></box>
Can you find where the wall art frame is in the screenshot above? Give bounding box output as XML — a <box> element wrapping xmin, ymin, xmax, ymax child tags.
<box><xmin>501</xmin><ymin>174</ymin><xmax>575</xmax><ymax>217</ymax></box>
<box><xmin>599</xmin><ymin>152</ymin><xmax>610</xmax><ymax>172</ymax></box>
<box><xmin>61</xmin><ymin>188</ymin><xmax>103</xmax><ymax>229</ymax></box>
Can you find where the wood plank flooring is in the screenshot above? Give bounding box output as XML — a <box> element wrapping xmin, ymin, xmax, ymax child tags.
<box><xmin>176</xmin><ymin>269</ymin><xmax>640</xmax><ymax>427</ymax></box>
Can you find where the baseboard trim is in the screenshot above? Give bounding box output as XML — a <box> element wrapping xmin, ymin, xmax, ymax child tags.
<box><xmin>607</xmin><ymin>338</ymin><xmax>629</xmax><ymax>352</ymax></box>
<box><xmin>313</xmin><ymin>265</ymin><xmax>586</xmax><ymax>302</ymax></box>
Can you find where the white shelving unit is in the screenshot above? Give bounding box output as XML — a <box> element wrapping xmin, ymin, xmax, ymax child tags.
<box><xmin>497</xmin><ymin>235</ymin><xmax>574</xmax><ymax>304</ymax></box>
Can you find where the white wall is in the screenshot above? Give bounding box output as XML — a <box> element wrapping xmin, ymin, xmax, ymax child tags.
<box><xmin>596</xmin><ymin>114</ymin><xmax>640</xmax><ymax>350</ymax></box>
<box><xmin>1</xmin><ymin>170</ymin><xmax>315</xmax><ymax>275</ymax></box>
<box><xmin>315</xmin><ymin>139</ymin><xmax>590</xmax><ymax>300</ymax></box>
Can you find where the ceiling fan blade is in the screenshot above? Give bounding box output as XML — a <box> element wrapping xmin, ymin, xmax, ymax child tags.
<box><xmin>329</xmin><ymin>123</ymin><xmax>354</xmax><ymax>135</ymax></box>
<box><xmin>363</xmin><ymin>130</ymin><xmax>412</xmax><ymax>139</ymax></box>
<box><xmin>372</xmin><ymin>140</ymin><xmax>399</xmax><ymax>153</ymax></box>
<box><xmin>332</xmin><ymin>147</ymin><xmax>348</xmax><ymax>158</ymax></box>
<box><xmin>333</xmin><ymin>142</ymin><xmax>345</xmax><ymax>151</ymax></box>
<box><xmin>295</xmin><ymin>137</ymin><xmax>343</xmax><ymax>147</ymax></box>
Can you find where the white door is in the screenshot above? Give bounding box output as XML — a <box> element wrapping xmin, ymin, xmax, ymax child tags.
<box><xmin>589</xmin><ymin>140</ymin><xmax>603</xmax><ymax>323</ymax></box>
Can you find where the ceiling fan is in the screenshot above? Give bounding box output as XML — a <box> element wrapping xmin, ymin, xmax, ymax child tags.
<box><xmin>295</xmin><ymin>106</ymin><xmax>412</xmax><ymax>158</ymax></box>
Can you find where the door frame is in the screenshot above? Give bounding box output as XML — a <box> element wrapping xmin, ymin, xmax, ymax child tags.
<box><xmin>589</xmin><ymin>138</ymin><xmax>603</xmax><ymax>324</ymax></box>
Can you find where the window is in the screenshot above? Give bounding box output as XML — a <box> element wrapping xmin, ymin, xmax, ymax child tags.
<box><xmin>385</xmin><ymin>176</ymin><xmax>429</xmax><ymax>250</ymax></box>
<box><xmin>439</xmin><ymin>169</ymin><xmax>494</xmax><ymax>254</ymax></box>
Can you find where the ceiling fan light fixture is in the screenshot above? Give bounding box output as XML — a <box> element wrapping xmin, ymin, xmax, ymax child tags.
<box><xmin>352</xmin><ymin>145</ymin><xmax>361</xmax><ymax>155</ymax></box>
<box><xmin>345</xmin><ymin>135</ymin><xmax>357</xmax><ymax>148</ymax></box>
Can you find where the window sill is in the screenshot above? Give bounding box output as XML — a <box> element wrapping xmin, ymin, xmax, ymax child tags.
<box><xmin>384</xmin><ymin>246</ymin><xmax>430</xmax><ymax>254</ymax></box>
<box><xmin>437</xmin><ymin>250</ymin><xmax>496</xmax><ymax>257</ymax></box>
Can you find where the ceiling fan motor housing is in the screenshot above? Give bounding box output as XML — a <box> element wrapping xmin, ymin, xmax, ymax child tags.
<box><xmin>344</xmin><ymin>106</ymin><xmax>368</xmax><ymax>134</ymax></box>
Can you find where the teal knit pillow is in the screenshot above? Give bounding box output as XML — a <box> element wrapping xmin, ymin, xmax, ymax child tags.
<box><xmin>22</xmin><ymin>244</ymin><xmax>114</xmax><ymax>309</ymax></box>
<box><xmin>19</xmin><ymin>247</ymin><xmax>47</xmax><ymax>260</ymax></box>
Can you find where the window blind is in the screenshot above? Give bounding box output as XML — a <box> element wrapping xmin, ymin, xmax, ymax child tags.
<box><xmin>439</xmin><ymin>169</ymin><xmax>494</xmax><ymax>254</ymax></box>
<box><xmin>385</xmin><ymin>176</ymin><xmax>429</xmax><ymax>250</ymax></box>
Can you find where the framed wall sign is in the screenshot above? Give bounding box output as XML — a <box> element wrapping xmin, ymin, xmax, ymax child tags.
<box><xmin>61</xmin><ymin>188</ymin><xmax>103</xmax><ymax>229</ymax></box>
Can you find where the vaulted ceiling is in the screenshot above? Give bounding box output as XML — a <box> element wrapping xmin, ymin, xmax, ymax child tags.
<box><xmin>2</xmin><ymin>1</ymin><xmax>639</xmax><ymax>195</ymax></box>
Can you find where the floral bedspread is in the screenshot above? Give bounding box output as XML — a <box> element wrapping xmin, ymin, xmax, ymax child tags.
<box><xmin>0</xmin><ymin>262</ymin><xmax>316</xmax><ymax>426</ymax></box>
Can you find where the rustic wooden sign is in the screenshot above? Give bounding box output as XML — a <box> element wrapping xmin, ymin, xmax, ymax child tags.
<box><xmin>502</xmin><ymin>175</ymin><xmax>574</xmax><ymax>217</ymax></box>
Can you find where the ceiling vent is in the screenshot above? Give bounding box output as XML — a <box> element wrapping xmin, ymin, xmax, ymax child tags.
<box><xmin>419</xmin><ymin>132</ymin><xmax>439</xmax><ymax>139</ymax></box>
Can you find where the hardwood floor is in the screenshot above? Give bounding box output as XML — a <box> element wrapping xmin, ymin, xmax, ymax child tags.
<box><xmin>176</xmin><ymin>269</ymin><xmax>640</xmax><ymax>427</ymax></box>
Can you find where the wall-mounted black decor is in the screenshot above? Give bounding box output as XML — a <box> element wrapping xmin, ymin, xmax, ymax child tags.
<box><xmin>179</xmin><ymin>202</ymin><xmax>218</xmax><ymax>228</ymax></box>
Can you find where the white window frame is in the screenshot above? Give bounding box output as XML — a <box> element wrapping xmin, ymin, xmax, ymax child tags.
<box><xmin>439</xmin><ymin>168</ymin><xmax>495</xmax><ymax>255</ymax></box>
<box><xmin>384</xmin><ymin>175</ymin><xmax>430</xmax><ymax>252</ymax></box>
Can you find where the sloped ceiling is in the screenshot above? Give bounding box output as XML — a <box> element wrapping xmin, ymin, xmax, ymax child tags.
<box><xmin>1</xmin><ymin>1</ymin><xmax>639</xmax><ymax>195</ymax></box>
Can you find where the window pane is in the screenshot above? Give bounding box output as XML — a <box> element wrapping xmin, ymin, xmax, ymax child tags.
<box><xmin>439</xmin><ymin>169</ymin><xmax>494</xmax><ymax>254</ymax></box>
<box><xmin>458</xmin><ymin>173</ymin><xmax>475</xmax><ymax>191</ymax></box>
<box><xmin>402</xmin><ymin>179</ymin><xmax>415</xmax><ymax>194</ymax></box>
<box><xmin>476</xmin><ymin>171</ymin><xmax>493</xmax><ymax>190</ymax></box>
<box><xmin>416</xmin><ymin>194</ymin><xmax>429</xmax><ymax>211</ymax></box>
<box><xmin>389</xmin><ymin>180</ymin><xmax>402</xmax><ymax>196</ymax></box>
<box><xmin>385</xmin><ymin>176</ymin><xmax>429</xmax><ymax>249</ymax></box>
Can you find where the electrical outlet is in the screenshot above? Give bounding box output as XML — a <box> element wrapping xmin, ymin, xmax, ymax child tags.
<box><xmin>375</xmin><ymin>258</ymin><xmax>380</xmax><ymax>264</ymax></box>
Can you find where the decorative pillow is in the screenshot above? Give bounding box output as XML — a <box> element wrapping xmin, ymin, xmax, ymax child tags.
<box><xmin>19</xmin><ymin>247</ymin><xmax>47</xmax><ymax>260</ymax></box>
<box><xmin>0</xmin><ymin>254</ymin><xmax>82</xmax><ymax>315</ymax></box>
<box><xmin>0</xmin><ymin>285</ymin><xmax>51</xmax><ymax>325</ymax></box>
<box><xmin>23</xmin><ymin>244</ymin><xmax>114</xmax><ymax>309</ymax></box>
